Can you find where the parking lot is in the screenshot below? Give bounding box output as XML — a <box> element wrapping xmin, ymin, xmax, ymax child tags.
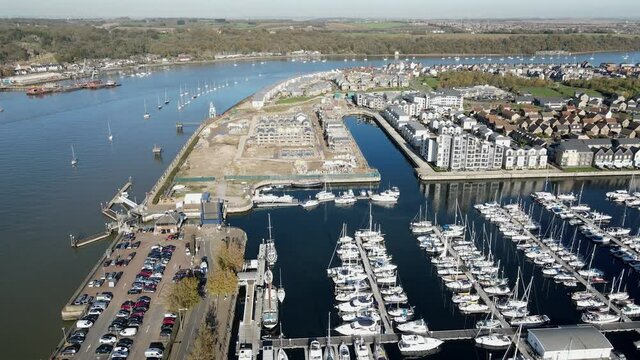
<box><xmin>57</xmin><ymin>229</ymin><xmax>195</xmax><ymax>359</ymax></box>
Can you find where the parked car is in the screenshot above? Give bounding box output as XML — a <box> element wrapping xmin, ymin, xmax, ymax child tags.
<box><xmin>119</xmin><ymin>327</ymin><xmax>138</xmax><ymax>337</ymax></box>
<box><xmin>95</xmin><ymin>344</ymin><xmax>113</xmax><ymax>354</ymax></box>
<box><xmin>144</xmin><ymin>345</ymin><xmax>164</xmax><ymax>358</ymax></box>
<box><xmin>116</xmin><ymin>338</ymin><xmax>134</xmax><ymax>349</ymax></box>
<box><xmin>61</xmin><ymin>344</ymin><xmax>80</xmax><ymax>355</ymax></box>
<box><xmin>67</xmin><ymin>335</ymin><xmax>86</xmax><ymax>345</ymax></box>
<box><xmin>99</xmin><ymin>333</ymin><xmax>118</xmax><ymax>345</ymax></box>
<box><xmin>96</xmin><ymin>292</ymin><xmax>113</xmax><ymax>302</ymax></box>
<box><xmin>75</xmin><ymin>319</ymin><xmax>94</xmax><ymax>329</ymax></box>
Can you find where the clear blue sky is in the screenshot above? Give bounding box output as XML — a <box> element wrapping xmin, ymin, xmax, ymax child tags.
<box><xmin>2</xmin><ymin>0</ymin><xmax>639</xmax><ymax>19</ymax></box>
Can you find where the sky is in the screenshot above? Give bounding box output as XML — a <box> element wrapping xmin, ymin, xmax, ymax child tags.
<box><xmin>1</xmin><ymin>0</ymin><xmax>639</xmax><ymax>19</ymax></box>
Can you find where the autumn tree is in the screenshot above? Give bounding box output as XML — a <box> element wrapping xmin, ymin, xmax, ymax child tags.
<box><xmin>217</xmin><ymin>242</ymin><xmax>244</xmax><ymax>273</ymax></box>
<box><xmin>187</xmin><ymin>327</ymin><xmax>216</xmax><ymax>360</ymax></box>
<box><xmin>167</xmin><ymin>276</ymin><xmax>201</xmax><ymax>311</ymax></box>
<box><xmin>207</xmin><ymin>268</ymin><xmax>238</xmax><ymax>296</ymax></box>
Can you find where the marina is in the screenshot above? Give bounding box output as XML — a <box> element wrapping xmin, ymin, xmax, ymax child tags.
<box><xmin>5</xmin><ymin>52</ymin><xmax>640</xmax><ymax>359</ymax></box>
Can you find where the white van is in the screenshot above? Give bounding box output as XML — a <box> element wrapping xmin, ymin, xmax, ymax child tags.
<box><xmin>144</xmin><ymin>348</ymin><xmax>163</xmax><ymax>358</ymax></box>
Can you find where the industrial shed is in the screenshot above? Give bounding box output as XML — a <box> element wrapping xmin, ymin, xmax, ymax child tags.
<box><xmin>527</xmin><ymin>326</ymin><xmax>613</xmax><ymax>360</ymax></box>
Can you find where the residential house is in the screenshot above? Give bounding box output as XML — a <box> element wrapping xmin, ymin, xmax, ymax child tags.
<box><xmin>554</xmin><ymin>140</ymin><xmax>594</xmax><ymax>168</ymax></box>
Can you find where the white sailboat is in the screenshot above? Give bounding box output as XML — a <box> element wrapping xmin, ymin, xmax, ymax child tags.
<box><xmin>266</xmin><ymin>214</ymin><xmax>278</xmax><ymax>266</ymax></box>
<box><xmin>70</xmin><ymin>145</ymin><xmax>78</xmax><ymax>166</ymax></box>
<box><xmin>324</xmin><ymin>313</ymin><xmax>337</xmax><ymax>360</ymax></box>
<box><xmin>143</xmin><ymin>99</ymin><xmax>150</xmax><ymax>119</ymax></box>
<box><xmin>107</xmin><ymin>122</ymin><xmax>113</xmax><ymax>142</ymax></box>
<box><xmin>157</xmin><ymin>96</ymin><xmax>163</xmax><ymax>110</ymax></box>
<box><xmin>164</xmin><ymin>89</ymin><xmax>170</xmax><ymax>104</ymax></box>
<box><xmin>277</xmin><ymin>269</ymin><xmax>286</xmax><ymax>303</ymax></box>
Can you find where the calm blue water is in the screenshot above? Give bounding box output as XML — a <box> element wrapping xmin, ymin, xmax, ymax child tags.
<box><xmin>1</xmin><ymin>52</ymin><xmax>640</xmax><ymax>359</ymax></box>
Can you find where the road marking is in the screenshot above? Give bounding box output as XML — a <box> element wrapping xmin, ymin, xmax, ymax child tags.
<box><xmin>146</xmin><ymin>325</ymin><xmax>150</xmax><ymax>333</ymax></box>
<box><xmin>85</xmin><ymin>344</ymin><xmax>92</xmax><ymax>352</ymax></box>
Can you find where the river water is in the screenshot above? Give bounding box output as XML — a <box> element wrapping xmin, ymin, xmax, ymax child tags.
<box><xmin>1</xmin><ymin>52</ymin><xmax>640</xmax><ymax>359</ymax></box>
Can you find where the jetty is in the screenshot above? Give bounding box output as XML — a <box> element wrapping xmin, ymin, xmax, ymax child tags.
<box><xmin>236</xmin><ymin>243</ymin><xmax>267</xmax><ymax>359</ymax></box>
<box><xmin>101</xmin><ymin>178</ymin><xmax>134</xmax><ymax>220</ymax></box>
<box><xmin>498</xmin><ymin>205</ymin><xmax>633</xmax><ymax>323</ymax></box>
<box><xmin>263</xmin><ymin>321</ymin><xmax>640</xmax><ymax>351</ymax></box>
<box><xmin>431</xmin><ymin>224</ymin><xmax>511</xmax><ymax>328</ymax></box>
<box><xmin>353</xmin><ymin>234</ymin><xmax>394</xmax><ymax>334</ymax></box>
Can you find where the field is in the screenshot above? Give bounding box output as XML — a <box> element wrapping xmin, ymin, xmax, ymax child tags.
<box><xmin>274</xmin><ymin>96</ymin><xmax>313</xmax><ymax>105</ymax></box>
<box><xmin>517</xmin><ymin>85</ymin><xmax>602</xmax><ymax>98</ymax></box>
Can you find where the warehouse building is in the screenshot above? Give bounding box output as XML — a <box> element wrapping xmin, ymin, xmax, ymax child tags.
<box><xmin>527</xmin><ymin>326</ymin><xmax>613</xmax><ymax>360</ymax></box>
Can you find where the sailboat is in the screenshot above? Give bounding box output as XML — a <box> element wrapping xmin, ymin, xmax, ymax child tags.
<box><xmin>143</xmin><ymin>99</ymin><xmax>150</xmax><ymax>119</ymax></box>
<box><xmin>157</xmin><ymin>96</ymin><xmax>163</xmax><ymax>110</ymax></box>
<box><xmin>266</xmin><ymin>214</ymin><xmax>278</xmax><ymax>266</ymax></box>
<box><xmin>164</xmin><ymin>89</ymin><xmax>170</xmax><ymax>105</ymax></box>
<box><xmin>107</xmin><ymin>122</ymin><xmax>113</xmax><ymax>142</ymax></box>
<box><xmin>324</xmin><ymin>313</ymin><xmax>337</xmax><ymax>360</ymax></box>
<box><xmin>277</xmin><ymin>269</ymin><xmax>286</xmax><ymax>303</ymax></box>
<box><xmin>262</xmin><ymin>268</ymin><xmax>279</xmax><ymax>330</ymax></box>
<box><xmin>70</xmin><ymin>145</ymin><xmax>78</xmax><ymax>166</ymax></box>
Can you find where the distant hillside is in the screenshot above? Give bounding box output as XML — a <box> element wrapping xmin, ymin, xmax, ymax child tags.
<box><xmin>1</xmin><ymin>20</ymin><xmax>639</xmax><ymax>63</ymax></box>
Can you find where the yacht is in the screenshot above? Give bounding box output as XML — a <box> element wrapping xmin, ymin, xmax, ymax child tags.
<box><xmin>338</xmin><ymin>342</ymin><xmax>350</xmax><ymax>360</ymax></box>
<box><xmin>373</xmin><ymin>343</ymin><xmax>387</xmax><ymax>360</ymax></box>
<box><xmin>143</xmin><ymin>99</ymin><xmax>150</xmax><ymax>119</ymax></box>
<box><xmin>388</xmin><ymin>307</ymin><xmax>414</xmax><ymax>318</ymax></box>
<box><xmin>70</xmin><ymin>145</ymin><xmax>78</xmax><ymax>166</ymax></box>
<box><xmin>354</xmin><ymin>338</ymin><xmax>370</xmax><ymax>360</ymax></box>
<box><xmin>622</xmin><ymin>304</ymin><xmax>640</xmax><ymax>317</ymax></box>
<box><xmin>335</xmin><ymin>190</ymin><xmax>357</xmax><ymax>205</ymax></box>
<box><xmin>309</xmin><ymin>340</ymin><xmax>323</xmax><ymax>360</ymax></box>
<box><xmin>397</xmin><ymin>318</ymin><xmax>428</xmax><ymax>334</ymax></box>
<box><xmin>509</xmin><ymin>315</ymin><xmax>550</xmax><ymax>327</ymax></box>
<box><xmin>370</xmin><ymin>190</ymin><xmax>398</xmax><ymax>204</ymax></box>
<box><xmin>277</xmin><ymin>348</ymin><xmax>288</xmax><ymax>360</ymax></box>
<box><xmin>475</xmin><ymin>334</ymin><xmax>512</xmax><ymax>348</ymax></box>
<box><xmin>410</xmin><ymin>205</ymin><xmax>433</xmax><ymax>234</ymax></box>
<box><xmin>475</xmin><ymin>319</ymin><xmax>501</xmax><ymax>329</ymax></box>
<box><xmin>261</xmin><ymin>287</ymin><xmax>279</xmax><ymax>330</ymax></box>
<box><xmin>459</xmin><ymin>302</ymin><xmax>490</xmax><ymax>314</ymax></box>
<box><xmin>581</xmin><ymin>311</ymin><xmax>620</xmax><ymax>324</ymax></box>
<box><xmin>107</xmin><ymin>122</ymin><xmax>113</xmax><ymax>141</ymax></box>
<box><xmin>335</xmin><ymin>318</ymin><xmax>379</xmax><ymax>336</ymax></box>
<box><xmin>397</xmin><ymin>335</ymin><xmax>443</xmax><ymax>354</ymax></box>
<box><xmin>316</xmin><ymin>185</ymin><xmax>336</xmax><ymax>202</ymax></box>
<box><xmin>301</xmin><ymin>198</ymin><xmax>320</xmax><ymax>209</ymax></box>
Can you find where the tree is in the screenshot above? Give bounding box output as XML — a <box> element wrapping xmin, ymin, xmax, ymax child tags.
<box><xmin>167</xmin><ymin>277</ymin><xmax>201</xmax><ymax>311</ymax></box>
<box><xmin>187</xmin><ymin>327</ymin><xmax>216</xmax><ymax>360</ymax></box>
<box><xmin>217</xmin><ymin>242</ymin><xmax>244</xmax><ymax>273</ymax></box>
<box><xmin>207</xmin><ymin>269</ymin><xmax>237</xmax><ymax>296</ymax></box>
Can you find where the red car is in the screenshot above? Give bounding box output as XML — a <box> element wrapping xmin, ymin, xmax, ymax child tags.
<box><xmin>162</xmin><ymin>317</ymin><xmax>176</xmax><ymax>325</ymax></box>
<box><xmin>120</xmin><ymin>301</ymin><xmax>135</xmax><ymax>311</ymax></box>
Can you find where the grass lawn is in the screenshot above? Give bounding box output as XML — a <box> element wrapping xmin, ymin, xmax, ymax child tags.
<box><xmin>517</xmin><ymin>86</ymin><xmax>563</xmax><ymax>97</ymax></box>
<box><xmin>562</xmin><ymin>166</ymin><xmax>600</xmax><ymax>172</ymax></box>
<box><xmin>274</xmin><ymin>96</ymin><xmax>313</xmax><ymax>105</ymax></box>
<box><xmin>518</xmin><ymin>85</ymin><xmax>602</xmax><ymax>98</ymax></box>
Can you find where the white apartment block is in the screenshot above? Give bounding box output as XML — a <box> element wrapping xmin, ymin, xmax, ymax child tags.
<box><xmin>383</xmin><ymin>105</ymin><xmax>410</xmax><ymax>130</ymax></box>
<box><xmin>252</xmin><ymin>113</ymin><xmax>313</xmax><ymax>146</ymax></box>
<box><xmin>503</xmin><ymin>146</ymin><xmax>548</xmax><ymax>170</ymax></box>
